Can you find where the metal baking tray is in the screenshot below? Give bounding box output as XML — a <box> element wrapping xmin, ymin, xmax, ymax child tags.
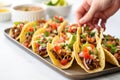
<box><xmin>4</xmin><ymin>28</ymin><xmax>120</xmax><ymax>80</ymax></box>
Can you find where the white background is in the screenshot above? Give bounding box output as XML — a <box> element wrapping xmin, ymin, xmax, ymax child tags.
<box><xmin>0</xmin><ymin>0</ymin><xmax>120</xmax><ymax>80</ymax></box>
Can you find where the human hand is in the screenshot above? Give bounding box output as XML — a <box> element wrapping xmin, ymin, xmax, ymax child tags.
<box><xmin>76</xmin><ymin>0</ymin><xmax>120</xmax><ymax>30</ymax></box>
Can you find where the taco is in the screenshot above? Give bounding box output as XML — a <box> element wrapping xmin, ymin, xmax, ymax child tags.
<box><xmin>32</xmin><ymin>28</ymin><xmax>54</xmax><ymax>57</ymax></box>
<box><xmin>44</xmin><ymin>16</ymin><xmax>68</xmax><ymax>36</ymax></box>
<box><xmin>47</xmin><ymin>24</ymin><xmax>78</xmax><ymax>69</ymax></box>
<box><xmin>74</xmin><ymin>26</ymin><xmax>105</xmax><ymax>73</ymax></box>
<box><xmin>19</xmin><ymin>19</ymin><xmax>47</xmax><ymax>48</ymax></box>
<box><xmin>102</xmin><ymin>34</ymin><xmax>120</xmax><ymax>67</ymax></box>
<box><xmin>31</xmin><ymin>16</ymin><xmax>68</xmax><ymax>57</ymax></box>
<box><xmin>9</xmin><ymin>21</ymin><xmax>27</xmax><ymax>40</ymax></box>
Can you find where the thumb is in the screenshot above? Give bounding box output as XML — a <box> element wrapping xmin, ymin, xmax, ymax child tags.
<box><xmin>80</xmin><ymin>4</ymin><xmax>98</xmax><ymax>24</ymax></box>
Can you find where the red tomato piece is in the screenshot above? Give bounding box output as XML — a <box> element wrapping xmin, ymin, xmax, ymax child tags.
<box><xmin>59</xmin><ymin>17</ymin><xmax>63</xmax><ymax>22</ymax></box>
<box><xmin>51</xmin><ymin>23</ymin><xmax>57</xmax><ymax>29</ymax></box>
<box><xmin>90</xmin><ymin>44</ymin><xmax>95</xmax><ymax>49</ymax></box>
<box><xmin>88</xmin><ymin>37</ymin><xmax>95</xmax><ymax>43</ymax></box>
<box><xmin>53</xmin><ymin>45</ymin><xmax>61</xmax><ymax>52</ymax></box>
<box><xmin>35</xmin><ymin>43</ymin><xmax>40</xmax><ymax>48</ymax></box>
<box><xmin>60</xmin><ymin>59</ymin><xmax>68</xmax><ymax>65</ymax></box>
<box><xmin>54</xmin><ymin>15</ymin><xmax>59</xmax><ymax>20</ymax></box>
<box><xmin>61</xmin><ymin>33</ymin><xmax>67</xmax><ymax>40</ymax></box>
<box><xmin>83</xmin><ymin>47</ymin><xmax>90</xmax><ymax>59</ymax></box>
<box><xmin>107</xmin><ymin>41</ymin><xmax>112</xmax><ymax>45</ymax></box>
<box><xmin>29</xmin><ymin>27</ymin><xmax>34</xmax><ymax>32</ymax></box>
<box><xmin>24</xmin><ymin>42</ymin><xmax>29</xmax><ymax>48</ymax></box>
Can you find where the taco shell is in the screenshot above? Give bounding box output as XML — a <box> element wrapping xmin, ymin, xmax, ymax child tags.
<box><xmin>47</xmin><ymin>36</ymin><xmax>74</xmax><ymax>69</ymax></box>
<box><xmin>74</xmin><ymin>27</ymin><xmax>105</xmax><ymax>73</ymax></box>
<box><xmin>31</xmin><ymin>28</ymin><xmax>48</xmax><ymax>57</ymax></box>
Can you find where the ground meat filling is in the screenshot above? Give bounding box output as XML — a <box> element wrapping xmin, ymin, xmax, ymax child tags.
<box><xmin>11</xmin><ymin>27</ymin><xmax>21</xmax><ymax>39</ymax></box>
<box><xmin>52</xmin><ymin>50</ymin><xmax>72</xmax><ymax>62</ymax></box>
<box><xmin>102</xmin><ymin>34</ymin><xmax>120</xmax><ymax>64</ymax></box>
<box><xmin>38</xmin><ymin>46</ymin><xmax>47</xmax><ymax>57</ymax></box>
<box><xmin>36</xmin><ymin>37</ymin><xmax>48</xmax><ymax>57</ymax></box>
<box><xmin>114</xmin><ymin>52</ymin><xmax>120</xmax><ymax>64</ymax></box>
<box><xmin>80</xmin><ymin>57</ymin><xmax>100</xmax><ymax>70</ymax></box>
<box><xmin>23</xmin><ymin>33</ymin><xmax>33</xmax><ymax>47</ymax></box>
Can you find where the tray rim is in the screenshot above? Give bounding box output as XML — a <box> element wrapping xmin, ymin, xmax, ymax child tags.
<box><xmin>4</xmin><ymin>28</ymin><xmax>120</xmax><ymax>79</ymax></box>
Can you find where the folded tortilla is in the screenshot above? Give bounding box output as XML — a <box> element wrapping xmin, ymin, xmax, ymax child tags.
<box><xmin>73</xmin><ymin>27</ymin><xmax>105</xmax><ymax>73</ymax></box>
<box><xmin>9</xmin><ymin>22</ymin><xmax>27</xmax><ymax>40</ymax></box>
<box><xmin>47</xmin><ymin>36</ymin><xmax>74</xmax><ymax>69</ymax></box>
<box><xmin>31</xmin><ymin>19</ymin><xmax>68</xmax><ymax>57</ymax></box>
<box><xmin>19</xmin><ymin>19</ymin><xmax>50</xmax><ymax>47</ymax></box>
<box><xmin>31</xmin><ymin>28</ymin><xmax>48</xmax><ymax>57</ymax></box>
<box><xmin>102</xmin><ymin>35</ymin><xmax>120</xmax><ymax>67</ymax></box>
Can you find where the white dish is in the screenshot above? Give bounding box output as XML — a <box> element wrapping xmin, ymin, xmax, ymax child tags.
<box><xmin>0</xmin><ymin>7</ymin><xmax>11</xmax><ymax>22</ymax></box>
<box><xmin>46</xmin><ymin>3</ymin><xmax>72</xmax><ymax>17</ymax></box>
<box><xmin>11</xmin><ymin>4</ymin><xmax>46</xmax><ymax>22</ymax></box>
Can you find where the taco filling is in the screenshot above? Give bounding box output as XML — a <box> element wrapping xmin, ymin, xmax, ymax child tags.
<box><xmin>79</xmin><ymin>27</ymin><xmax>100</xmax><ymax>70</ymax></box>
<box><xmin>80</xmin><ymin>26</ymin><xmax>96</xmax><ymax>44</ymax></box>
<box><xmin>102</xmin><ymin>34</ymin><xmax>120</xmax><ymax>64</ymax></box>
<box><xmin>34</xmin><ymin>31</ymin><xmax>53</xmax><ymax>57</ymax></box>
<box><xmin>23</xmin><ymin>19</ymin><xmax>47</xmax><ymax>47</ymax></box>
<box><xmin>63</xmin><ymin>24</ymin><xmax>78</xmax><ymax>33</ymax></box>
<box><xmin>79</xmin><ymin>43</ymin><xmax>100</xmax><ymax>70</ymax></box>
<box><xmin>10</xmin><ymin>22</ymin><xmax>26</xmax><ymax>39</ymax></box>
<box><xmin>50</xmin><ymin>23</ymin><xmax>78</xmax><ymax>65</ymax></box>
<box><xmin>46</xmin><ymin>16</ymin><xmax>64</xmax><ymax>35</ymax></box>
<box><xmin>51</xmin><ymin>33</ymin><xmax>74</xmax><ymax>65</ymax></box>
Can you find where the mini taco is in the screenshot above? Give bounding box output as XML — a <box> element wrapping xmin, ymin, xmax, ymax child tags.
<box><xmin>44</xmin><ymin>16</ymin><xmax>68</xmax><ymax>36</ymax></box>
<box><xmin>32</xmin><ymin>28</ymin><xmax>54</xmax><ymax>57</ymax></box>
<box><xmin>102</xmin><ymin>34</ymin><xmax>120</xmax><ymax>67</ymax></box>
<box><xmin>47</xmin><ymin>24</ymin><xmax>78</xmax><ymax>69</ymax></box>
<box><xmin>74</xmin><ymin>27</ymin><xmax>105</xmax><ymax>73</ymax></box>
<box><xmin>19</xmin><ymin>19</ymin><xmax>47</xmax><ymax>48</ymax></box>
<box><xmin>9</xmin><ymin>21</ymin><xmax>27</xmax><ymax>40</ymax></box>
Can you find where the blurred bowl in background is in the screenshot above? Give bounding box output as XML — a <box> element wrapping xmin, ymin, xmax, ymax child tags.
<box><xmin>0</xmin><ymin>7</ymin><xmax>11</xmax><ymax>22</ymax></box>
<box><xmin>0</xmin><ymin>1</ymin><xmax>11</xmax><ymax>7</ymax></box>
<box><xmin>31</xmin><ymin>0</ymin><xmax>48</xmax><ymax>3</ymax></box>
<box><xmin>11</xmin><ymin>4</ymin><xmax>46</xmax><ymax>22</ymax></box>
<box><xmin>46</xmin><ymin>3</ymin><xmax>72</xmax><ymax>18</ymax></box>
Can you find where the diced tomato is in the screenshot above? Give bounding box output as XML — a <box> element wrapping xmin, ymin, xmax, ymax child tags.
<box><xmin>29</xmin><ymin>27</ymin><xmax>34</xmax><ymax>32</ymax></box>
<box><xmin>51</xmin><ymin>23</ymin><xmax>57</xmax><ymax>29</ymax></box>
<box><xmin>54</xmin><ymin>16</ymin><xmax>63</xmax><ymax>22</ymax></box>
<box><xmin>54</xmin><ymin>15</ymin><xmax>59</xmax><ymax>20</ymax></box>
<box><xmin>88</xmin><ymin>37</ymin><xmax>95</xmax><ymax>43</ymax></box>
<box><xmin>68</xmin><ymin>26</ymin><xmax>77</xmax><ymax>33</ymax></box>
<box><xmin>19</xmin><ymin>23</ymin><xmax>24</xmax><ymax>29</ymax></box>
<box><xmin>59</xmin><ymin>17</ymin><xmax>63</xmax><ymax>22</ymax></box>
<box><xmin>83</xmin><ymin>47</ymin><xmax>90</xmax><ymax>59</ymax></box>
<box><xmin>53</xmin><ymin>45</ymin><xmax>61</xmax><ymax>52</ymax></box>
<box><xmin>35</xmin><ymin>43</ymin><xmax>40</xmax><ymax>48</ymax></box>
<box><xmin>37</xmin><ymin>19</ymin><xmax>46</xmax><ymax>23</ymax></box>
<box><xmin>107</xmin><ymin>41</ymin><xmax>112</xmax><ymax>45</ymax></box>
<box><xmin>24</xmin><ymin>42</ymin><xmax>29</xmax><ymax>48</ymax></box>
<box><xmin>61</xmin><ymin>33</ymin><xmax>67</xmax><ymax>40</ymax></box>
<box><xmin>90</xmin><ymin>44</ymin><xmax>95</xmax><ymax>49</ymax></box>
<box><xmin>60</xmin><ymin>59</ymin><xmax>68</xmax><ymax>65</ymax></box>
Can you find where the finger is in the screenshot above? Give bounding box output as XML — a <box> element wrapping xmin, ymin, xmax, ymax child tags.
<box><xmin>101</xmin><ymin>19</ymin><xmax>106</xmax><ymax>31</ymax></box>
<box><xmin>80</xmin><ymin>2</ymin><xmax>98</xmax><ymax>24</ymax></box>
<box><xmin>76</xmin><ymin>1</ymin><xmax>90</xmax><ymax>26</ymax></box>
<box><xmin>92</xmin><ymin>17</ymin><xmax>99</xmax><ymax>24</ymax></box>
<box><xmin>75</xmin><ymin>3</ymin><xmax>86</xmax><ymax>26</ymax></box>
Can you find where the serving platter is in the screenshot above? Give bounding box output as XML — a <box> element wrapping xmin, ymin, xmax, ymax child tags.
<box><xmin>4</xmin><ymin>28</ymin><xmax>120</xmax><ymax>80</ymax></box>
